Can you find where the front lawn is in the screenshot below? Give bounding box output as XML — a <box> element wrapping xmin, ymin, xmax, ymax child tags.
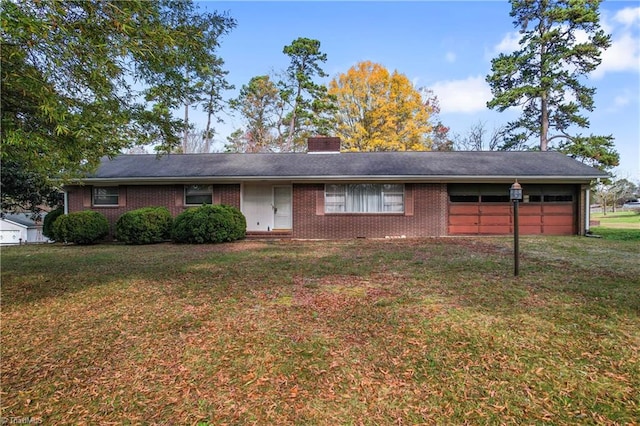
<box><xmin>2</xmin><ymin>237</ymin><xmax>639</xmax><ymax>424</ymax></box>
<box><xmin>591</xmin><ymin>210</ymin><xmax>640</xmax><ymax>230</ymax></box>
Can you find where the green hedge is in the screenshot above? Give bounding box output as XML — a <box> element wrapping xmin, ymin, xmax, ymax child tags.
<box><xmin>172</xmin><ymin>204</ymin><xmax>246</xmax><ymax>244</ymax></box>
<box><xmin>42</xmin><ymin>206</ymin><xmax>64</xmax><ymax>241</ymax></box>
<box><xmin>53</xmin><ymin>210</ymin><xmax>109</xmax><ymax>245</ymax></box>
<box><xmin>220</xmin><ymin>204</ymin><xmax>247</xmax><ymax>241</ymax></box>
<box><xmin>116</xmin><ymin>207</ymin><xmax>173</xmax><ymax>245</ymax></box>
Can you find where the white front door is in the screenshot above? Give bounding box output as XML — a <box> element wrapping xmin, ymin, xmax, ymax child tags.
<box><xmin>243</xmin><ymin>184</ymin><xmax>292</xmax><ymax>231</ymax></box>
<box><xmin>243</xmin><ymin>184</ymin><xmax>273</xmax><ymax>231</ymax></box>
<box><xmin>273</xmin><ymin>186</ymin><xmax>292</xmax><ymax>230</ymax></box>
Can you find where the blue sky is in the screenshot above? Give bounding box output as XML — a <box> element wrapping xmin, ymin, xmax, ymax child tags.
<box><xmin>196</xmin><ymin>1</ymin><xmax>640</xmax><ymax>182</ymax></box>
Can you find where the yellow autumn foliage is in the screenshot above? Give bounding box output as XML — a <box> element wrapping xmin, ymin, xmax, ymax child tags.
<box><xmin>328</xmin><ymin>61</ymin><xmax>434</xmax><ymax>151</ymax></box>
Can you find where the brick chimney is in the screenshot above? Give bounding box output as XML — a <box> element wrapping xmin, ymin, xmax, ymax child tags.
<box><xmin>307</xmin><ymin>137</ymin><xmax>341</xmax><ymax>153</ymax></box>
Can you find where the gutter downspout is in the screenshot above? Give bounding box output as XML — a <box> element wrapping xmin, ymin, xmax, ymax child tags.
<box><xmin>585</xmin><ymin>187</ymin><xmax>590</xmax><ymax>235</ymax></box>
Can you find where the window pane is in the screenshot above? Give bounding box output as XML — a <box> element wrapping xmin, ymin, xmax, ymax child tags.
<box><xmin>383</xmin><ymin>194</ymin><xmax>404</xmax><ymax>212</ymax></box>
<box><xmin>325</xmin><ymin>184</ymin><xmax>403</xmax><ymax>213</ymax></box>
<box><xmin>93</xmin><ymin>187</ymin><xmax>119</xmax><ymax>205</ymax></box>
<box><xmin>325</xmin><ymin>184</ymin><xmax>346</xmax><ymax>212</ymax></box>
<box><xmin>346</xmin><ymin>184</ymin><xmax>382</xmax><ymax>212</ymax></box>
<box><xmin>544</xmin><ymin>195</ymin><xmax>573</xmax><ymax>202</ymax></box>
<box><xmin>481</xmin><ymin>195</ymin><xmax>510</xmax><ymax>203</ymax></box>
<box><xmin>450</xmin><ymin>195</ymin><xmax>479</xmax><ymax>203</ymax></box>
<box><xmin>185</xmin><ymin>185</ymin><xmax>212</xmax><ymax>205</ymax></box>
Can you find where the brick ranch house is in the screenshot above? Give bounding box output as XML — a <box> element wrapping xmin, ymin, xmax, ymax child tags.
<box><xmin>64</xmin><ymin>137</ymin><xmax>608</xmax><ymax>240</ymax></box>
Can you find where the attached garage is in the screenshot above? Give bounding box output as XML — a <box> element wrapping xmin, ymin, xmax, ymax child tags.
<box><xmin>448</xmin><ymin>184</ymin><xmax>577</xmax><ymax>235</ymax></box>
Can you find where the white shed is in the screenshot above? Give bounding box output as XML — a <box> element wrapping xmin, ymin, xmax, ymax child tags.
<box><xmin>0</xmin><ymin>213</ymin><xmax>51</xmax><ymax>245</ymax></box>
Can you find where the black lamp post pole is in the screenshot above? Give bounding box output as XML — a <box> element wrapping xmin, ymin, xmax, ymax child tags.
<box><xmin>513</xmin><ymin>198</ymin><xmax>519</xmax><ymax>277</ymax></box>
<box><xmin>510</xmin><ymin>180</ymin><xmax>522</xmax><ymax>277</ymax></box>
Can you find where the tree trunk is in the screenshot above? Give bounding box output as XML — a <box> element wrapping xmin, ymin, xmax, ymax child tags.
<box><xmin>183</xmin><ymin>103</ymin><xmax>189</xmax><ymax>153</ymax></box>
<box><xmin>205</xmin><ymin>92</ymin><xmax>213</xmax><ymax>153</ymax></box>
<box><xmin>539</xmin><ymin>15</ymin><xmax>549</xmax><ymax>152</ymax></box>
<box><xmin>286</xmin><ymin>85</ymin><xmax>302</xmax><ymax>152</ymax></box>
<box><xmin>183</xmin><ymin>68</ymin><xmax>190</xmax><ymax>153</ymax></box>
<box><xmin>540</xmin><ymin>95</ymin><xmax>549</xmax><ymax>151</ymax></box>
<box><xmin>539</xmin><ymin>52</ymin><xmax>548</xmax><ymax>150</ymax></box>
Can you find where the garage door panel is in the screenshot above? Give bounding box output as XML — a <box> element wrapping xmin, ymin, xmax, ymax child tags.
<box><xmin>520</xmin><ymin>205</ymin><xmax>543</xmax><ymax>215</ymax></box>
<box><xmin>449</xmin><ymin>205</ymin><xmax>479</xmax><ymax>215</ymax></box>
<box><xmin>479</xmin><ymin>205</ymin><xmax>511</xmax><ymax>215</ymax></box>
<box><xmin>520</xmin><ymin>215</ymin><xmax>543</xmax><ymax>225</ymax></box>
<box><xmin>478</xmin><ymin>225</ymin><xmax>512</xmax><ymax>234</ymax></box>
<box><xmin>544</xmin><ymin>215</ymin><xmax>574</xmax><ymax>226</ymax></box>
<box><xmin>479</xmin><ymin>215</ymin><xmax>511</xmax><ymax>225</ymax></box>
<box><xmin>449</xmin><ymin>225</ymin><xmax>479</xmax><ymax>234</ymax></box>
<box><xmin>521</xmin><ymin>225</ymin><xmax>543</xmax><ymax>234</ymax></box>
<box><xmin>543</xmin><ymin>204</ymin><xmax>574</xmax><ymax>214</ymax></box>
<box><xmin>543</xmin><ymin>225</ymin><xmax>574</xmax><ymax>235</ymax></box>
<box><xmin>449</xmin><ymin>215</ymin><xmax>479</xmax><ymax>225</ymax></box>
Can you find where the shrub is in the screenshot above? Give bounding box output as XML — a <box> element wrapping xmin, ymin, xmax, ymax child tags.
<box><xmin>43</xmin><ymin>206</ymin><xmax>64</xmax><ymax>240</ymax></box>
<box><xmin>220</xmin><ymin>204</ymin><xmax>247</xmax><ymax>241</ymax></box>
<box><xmin>172</xmin><ymin>204</ymin><xmax>246</xmax><ymax>244</ymax></box>
<box><xmin>53</xmin><ymin>210</ymin><xmax>109</xmax><ymax>245</ymax></box>
<box><xmin>116</xmin><ymin>207</ymin><xmax>173</xmax><ymax>245</ymax></box>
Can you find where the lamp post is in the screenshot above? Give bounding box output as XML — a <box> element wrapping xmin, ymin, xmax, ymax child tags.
<box><xmin>510</xmin><ymin>181</ymin><xmax>523</xmax><ymax>277</ymax></box>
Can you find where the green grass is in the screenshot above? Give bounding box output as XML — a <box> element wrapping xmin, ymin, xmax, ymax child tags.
<box><xmin>589</xmin><ymin>226</ymin><xmax>640</xmax><ymax>241</ymax></box>
<box><xmin>2</xmin><ymin>237</ymin><xmax>639</xmax><ymax>425</ymax></box>
<box><xmin>592</xmin><ymin>210</ymin><xmax>640</xmax><ymax>229</ymax></box>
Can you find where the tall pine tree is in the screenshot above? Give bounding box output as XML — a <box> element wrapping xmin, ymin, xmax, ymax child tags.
<box><xmin>486</xmin><ymin>0</ymin><xmax>618</xmax><ymax>170</ymax></box>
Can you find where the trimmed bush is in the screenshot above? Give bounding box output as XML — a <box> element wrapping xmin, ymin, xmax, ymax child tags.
<box><xmin>172</xmin><ymin>204</ymin><xmax>246</xmax><ymax>244</ymax></box>
<box><xmin>53</xmin><ymin>210</ymin><xmax>109</xmax><ymax>245</ymax></box>
<box><xmin>220</xmin><ymin>204</ymin><xmax>247</xmax><ymax>241</ymax></box>
<box><xmin>43</xmin><ymin>206</ymin><xmax>64</xmax><ymax>240</ymax></box>
<box><xmin>116</xmin><ymin>207</ymin><xmax>173</xmax><ymax>245</ymax></box>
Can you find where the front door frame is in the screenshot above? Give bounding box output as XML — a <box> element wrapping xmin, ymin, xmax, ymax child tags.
<box><xmin>242</xmin><ymin>183</ymin><xmax>292</xmax><ymax>232</ymax></box>
<box><xmin>272</xmin><ymin>185</ymin><xmax>292</xmax><ymax>230</ymax></box>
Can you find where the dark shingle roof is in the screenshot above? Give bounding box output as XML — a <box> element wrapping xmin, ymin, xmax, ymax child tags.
<box><xmin>1</xmin><ymin>213</ymin><xmax>44</xmax><ymax>227</ymax></box>
<box><xmin>82</xmin><ymin>151</ymin><xmax>608</xmax><ymax>183</ymax></box>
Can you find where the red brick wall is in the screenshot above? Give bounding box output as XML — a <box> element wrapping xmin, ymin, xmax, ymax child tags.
<box><xmin>65</xmin><ymin>184</ymin><xmax>241</xmax><ymax>237</ymax></box>
<box><xmin>66</xmin><ymin>181</ymin><xmax>585</xmax><ymax>239</ymax></box>
<box><xmin>67</xmin><ymin>182</ymin><xmax>449</xmax><ymax>239</ymax></box>
<box><xmin>291</xmin><ymin>183</ymin><xmax>448</xmax><ymax>239</ymax></box>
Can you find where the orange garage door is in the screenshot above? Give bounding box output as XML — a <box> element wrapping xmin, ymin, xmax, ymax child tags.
<box><xmin>448</xmin><ymin>202</ymin><xmax>576</xmax><ymax>235</ymax></box>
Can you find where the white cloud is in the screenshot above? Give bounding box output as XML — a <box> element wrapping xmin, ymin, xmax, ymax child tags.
<box><xmin>605</xmin><ymin>91</ymin><xmax>636</xmax><ymax>112</ymax></box>
<box><xmin>614</xmin><ymin>94</ymin><xmax>631</xmax><ymax>107</ymax></box>
<box><xmin>614</xmin><ymin>7</ymin><xmax>640</xmax><ymax>27</ymax></box>
<box><xmin>445</xmin><ymin>51</ymin><xmax>456</xmax><ymax>63</ymax></box>
<box><xmin>613</xmin><ymin>95</ymin><xmax>631</xmax><ymax>107</ymax></box>
<box><xmin>593</xmin><ymin>6</ymin><xmax>640</xmax><ymax>78</ymax></box>
<box><xmin>428</xmin><ymin>76</ymin><xmax>492</xmax><ymax>114</ymax></box>
<box><xmin>594</xmin><ymin>32</ymin><xmax>640</xmax><ymax>78</ymax></box>
<box><xmin>574</xmin><ymin>28</ymin><xmax>590</xmax><ymax>44</ymax></box>
<box><xmin>494</xmin><ymin>31</ymin><xmax>521</xmax><ymax>54</ymax></box>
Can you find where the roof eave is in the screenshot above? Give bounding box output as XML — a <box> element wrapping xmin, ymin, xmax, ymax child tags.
<box><xmin>68</xmin><ymin>174</ymin><xmax>604</xmax><ymax>186</ymax></box>
<box><xmin>1</xmin><ymin>219</ymin><xmax>31</xmax><ymax>228</ymax></box>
